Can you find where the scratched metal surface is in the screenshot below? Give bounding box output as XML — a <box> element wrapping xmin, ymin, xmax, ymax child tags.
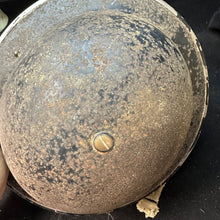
<box><xmin>0</xmin><ymin>0</ymin><xmax>219</xmax><ymax>219</ymax></box>
<box><xmin>0</xmin><ymin>0</ymin><xmax>207</xmax><ymax>214</ymax></box>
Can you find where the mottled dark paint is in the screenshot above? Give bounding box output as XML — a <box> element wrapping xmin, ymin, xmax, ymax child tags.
<box><xmin>0</xmin><ymin>0</ymin><xmax>208</xmax><ymax>215</ymax></box>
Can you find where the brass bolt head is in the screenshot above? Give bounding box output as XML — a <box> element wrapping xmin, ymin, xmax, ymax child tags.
<box><xmin>93</xmin><ymin>132</ymin><xmax>114</xmax><ymax>152</ymax></box>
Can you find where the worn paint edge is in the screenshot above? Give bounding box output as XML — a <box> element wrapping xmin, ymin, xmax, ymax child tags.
<box><xmin>155</xmin><ymin>0</ymin><xmax>208</xmax><ymax>119</ymax></box>
<box><xmin>155</xmin><ymin>0</ymin><xmax>178</xmax><ymax>16</ymax></box>
<box><xmin>0</xmin><ymin>0</ymin><xmax>47</xmax><ymax>44</ymax></box>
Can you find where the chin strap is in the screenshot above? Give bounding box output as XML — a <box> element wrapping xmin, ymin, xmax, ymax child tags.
<box><xmin>136</xmin><ymin>184</ymin><xmax>165</xmax><ymax>219</ymax></box>
<box><xmin>0</xmin><ymin>9</ymin><xmax>8</xmax><ymax>33</ymax></box>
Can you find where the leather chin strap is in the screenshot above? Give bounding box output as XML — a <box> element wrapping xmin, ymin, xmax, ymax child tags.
<box><xmin>137</xmin><ymin>184</ymin><xmax>166</xmax><ymax>219</ymax></box>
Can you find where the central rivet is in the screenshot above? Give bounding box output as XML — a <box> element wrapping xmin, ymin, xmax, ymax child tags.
<box><xmin>93</xmin><ymin>132</ymin><xmax>114</xmax><ymax>152</ymax></box>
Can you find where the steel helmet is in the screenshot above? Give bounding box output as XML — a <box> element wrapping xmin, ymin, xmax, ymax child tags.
<box><xmin>0</xmin><ymin>0</ymin><xmax>208</xmax><ymax>215</ymax></box>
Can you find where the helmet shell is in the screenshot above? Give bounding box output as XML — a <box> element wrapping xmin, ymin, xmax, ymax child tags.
<box><xmin>0</xmin><ymin>0</ymin><xmax>208</xmax><ymax>214</ymax></box>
